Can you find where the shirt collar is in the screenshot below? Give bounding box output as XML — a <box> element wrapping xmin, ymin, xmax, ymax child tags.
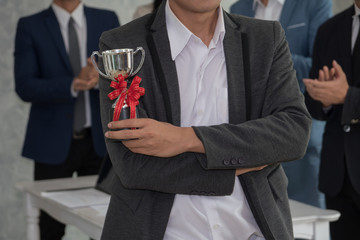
<box><xmin>354</xmin><ymin>3</ymin><xmax>360</xmax><ymax>18</ymax></box>
<box><xmin>253</xmin><ymin>0</ymin><xmax>285</xmax><ymax>10</ymax></box>
<box><xmin>52</xmin><ymin>2</ymin><xmax>84</xmax><ymax>29</ymax></box>
<box><xmin>165</xmin><ymin>0</ymin><xmax>225</xmax><ymax>60</ymax></box>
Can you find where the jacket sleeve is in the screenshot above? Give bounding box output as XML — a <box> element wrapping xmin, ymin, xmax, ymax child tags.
<box><xmin>193</xmin><ymin>21</ymin><xmax>312</xmax><ymax>170</ymax></box>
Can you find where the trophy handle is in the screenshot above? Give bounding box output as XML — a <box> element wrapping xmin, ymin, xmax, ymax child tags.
<box><xmin>91</xmin><ymin>51</ymin><xmax>112</xmax><ymax>80</ymax></box>
<box><xmin>131</xmin><ymin>47</ymin><xmax>145</xmax><ymax>77</ymax></box>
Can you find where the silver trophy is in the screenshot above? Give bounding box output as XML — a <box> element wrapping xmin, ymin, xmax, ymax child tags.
<box><xmin>91</xmin><ymin>48</ymin><xmax>145</xmax><ymax>123</ymax></box>
<box><xmin>91</xmin><ymin>47</ymin><xmax>145</xmax><ymax>81</ymax></box>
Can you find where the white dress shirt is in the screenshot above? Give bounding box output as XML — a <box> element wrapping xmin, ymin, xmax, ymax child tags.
<box><xmin>163</xmin><ymin>1</ymin><xmax>263</xmax><ymax>239</ymax></box>
<box><xmin>52</xmin><ymin>3</ymin><xmax>91</xmax><ymax>128</ymax></box>
<box><xmin>352</xmin><ymin>3</ymin><xmax>360</xmax><ymax>53</ymax></box>
<box><xmin>253</xmin><ymin>0</ymin><xmax>285</xmax><ymax>21</ymax></box>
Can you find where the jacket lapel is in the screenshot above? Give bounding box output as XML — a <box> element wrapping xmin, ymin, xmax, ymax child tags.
<box><xmin>146</xmin><ymin>2</ymin><xmax>181</xmax><ymax>126</ymax></box>
<box><xmin>279</xmin><ymin>0</ymin><xmax>297</xmax><ymax>28</ymax></box>
<box><xmin>44</xmin><ymin>7</ymin><xmax>72</xmax><ymax>72</ymax></box>
<box><xmin>84</xmin><ymin>6</ymin><xmax>96</xmax><ymax>57</ymax></box>
<box><xmin>337</xmin><ymin>6</ymin><xmax>353</xmax><ymax>83</ymax></box>
<box><xmin>223</xmin><ymin>12</ymin><xmax>248</xmax><ymax>124</ymax></box>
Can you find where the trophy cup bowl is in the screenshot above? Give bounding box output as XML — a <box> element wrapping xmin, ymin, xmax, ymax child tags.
<box><xmin>91</xmin><ymin>47</ymin><xmax>145</xmax><ymax>127</ymax></box>
<box><xmin>91</xmin><ymin>47</ymin><xmax>145</xmax><ymax>81</ymax></box>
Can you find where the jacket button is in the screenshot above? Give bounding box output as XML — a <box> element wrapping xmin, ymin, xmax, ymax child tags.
<box><xmin>344</xmin><ymin>125</ymin><xmax>351</xmax><ymax>132</ymax></box>
<box><xmin>231</xmin><ymin>158</ymin><xmax>237</xmax><ymax>165</ymax></box>
<box><xmin>223</xmin><ymin>159</ymin><xmax>230</xmax><ymax>165</ymax></box>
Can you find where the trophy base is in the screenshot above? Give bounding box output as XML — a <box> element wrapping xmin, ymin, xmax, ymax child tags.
<box><xmin>108</xmin><ymin>106</ymin><xmax>139</xmax><ymax>141</ymax></box>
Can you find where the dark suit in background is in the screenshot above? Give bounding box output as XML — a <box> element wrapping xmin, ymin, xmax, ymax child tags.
<box><xmin>99</xmin><ymin>1</ymin><xmax>311</xmax><ymax>239</ymax></box>
<box><xmin>14</xmin><ymin>2</ymin><xmax>119</xmax><ymax>240</ymax></box>
<box><xmin>230</xmin><ymin>0</ymin><xmax>332</xmax><ymax>208</ymax></box>
<box><xmin>304</xmin><ymin>3</ymin><xmax>360</xmax><ymax>239</ymax></box>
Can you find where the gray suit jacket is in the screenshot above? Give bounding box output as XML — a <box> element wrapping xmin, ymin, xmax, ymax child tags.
<box><xmin>99</xmin><ymin>2</ymin><xmax>311</xmax><ymax>240</ymax></box>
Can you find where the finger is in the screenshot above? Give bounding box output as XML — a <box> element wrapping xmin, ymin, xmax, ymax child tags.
<box><xmin>303</xmin><ymin>78</ymin><xmax>323</xmax><ymax>89</ymax></box>
<box><xmin>302</xmin><ymin>78</ymin><xmax>314</xmax><ymax>86</ymax></box>
<box><xmin>105</xmin><ymin>128</ymin><xmax>142</xmax><ymax>140</ymax></box>
<box><xmin>86</xmin><ymin>77</ymin><xmax>99</xmax><ymax>89</ymax></box>
<box><xmin>318</xmin><ymin>69</ymin><xmax>325</xmax><ymax>81</ymax></box>
<box><xmin>235</xmin><ymin>165</ymin><xmax>267</xmax><ymax>175</ymax></box>
<box><xmin>323</xmin><ymin>66</ymin><xmax>330</xmax><ymax>81</ymax></box>
<box><xmin>108</xmin><ymin>118</ymin><xmax>147</xmax><ymax>130</ymax></box>
<box><xmin>87</xmin><ymin>57</ymin><xmax>94</xmax><ymax>67</ymax></box>
<box><xmin>303</xmin><ymin>81</ymin><xmax>328</xmax><ymax>101</ymax></box>
<box><xmin>73</xmin><ymin>79</ymin><xmax>89</xmax><ymax>91</ymax></box>
<box><xmin>329</xmin><ymin>67</ymin><xmax>336</xmax><ymax>80</ymax></box>
<box><xmin>311</xmin><ymin>79</ymin><xmax>329</xmax><ymax>89</ymax></box>
<box><xmin>257</xmin><ymin>165</ymin><xmax>268</xmax><ymax>170</ymax></box>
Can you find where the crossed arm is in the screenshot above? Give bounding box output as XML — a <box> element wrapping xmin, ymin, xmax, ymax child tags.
<box><xmin>105</xmin><ymin>119</ymin><xmax>267</xmax><ymax>176</ymax></box>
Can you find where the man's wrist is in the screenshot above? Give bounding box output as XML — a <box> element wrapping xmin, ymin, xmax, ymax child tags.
<box><xmin>183</xmin><ymin>127</ymin><xmax>205</xmax><ymax>153</ymax></box>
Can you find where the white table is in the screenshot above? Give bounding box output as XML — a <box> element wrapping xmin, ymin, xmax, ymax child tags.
<box><xmin>290</xmin><ymin>200</ymin><xmax>340</xmax><ymax>239</ymax></box>
<box><xmin>17</xmin><ymin>176</ymin><xmax>340</xmax><ymax>240</ymax></box>
<box><xmin>16</xmin><ymin>176</ymin><xmax>104</xmax><ymax>240</ymax></box>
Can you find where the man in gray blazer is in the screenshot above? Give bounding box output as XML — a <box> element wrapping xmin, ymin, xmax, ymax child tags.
<box><xmin>99</xmin><ymin>0</ymin><xmax>311</xmax><ymax>239</ymax></box>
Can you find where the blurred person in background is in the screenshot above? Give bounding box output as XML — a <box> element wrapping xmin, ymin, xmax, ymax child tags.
<box><xmin>230</xmin><ymin>0</ymin><xmax>332</xmax><ymax>208</ymax></box>
<box><xmin>14</xmin><ymin>0</ymin><xmax>119</xmax><ymax>239</ymax></box>
<box><xmin>304</xmin><ymin>0</ymin><xmax>360</xmax><ymax>238</ymax></box>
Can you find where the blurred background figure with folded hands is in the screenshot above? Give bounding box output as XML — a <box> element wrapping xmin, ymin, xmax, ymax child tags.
<box><xmin>303</xmin><ymin>0</ymin><xmax>360</xmax><ymax>238</ymax></box>
<box><xmin>13</xmin><ymin>0</ymin><xmax>119</xmax><ymax>239</ymax></box>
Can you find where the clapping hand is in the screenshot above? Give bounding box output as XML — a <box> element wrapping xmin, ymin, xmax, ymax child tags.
<box><xmin>303</xmin><ymin>60</ymin><xmax>349</xmax><ymax>108</ymax></box>
<box><xmin>72</xmin><ymin>58</ymin><xmax>99</xmax><ymax>91</ymax></box>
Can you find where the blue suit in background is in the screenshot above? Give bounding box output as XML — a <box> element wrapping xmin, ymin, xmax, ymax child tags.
<box><xmin>230</xmin><ymin>0</ymin><xmax>332</xmax><ymax>207</ymax></box>
<box><xmin>14</xmin><ymin>4</ymin><xmax>119</xmax><ymax>239</ymax></box>
<box><xmin>15</xmin><ymin>6</ymin><xmax>119</xmax><ymax>164</ymax></box>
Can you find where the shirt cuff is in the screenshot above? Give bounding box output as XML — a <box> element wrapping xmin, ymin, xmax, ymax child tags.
<box><xmin>323</xmin><ymin>106</ymin><xmax>332</xmax><ymax>114</ymax></box>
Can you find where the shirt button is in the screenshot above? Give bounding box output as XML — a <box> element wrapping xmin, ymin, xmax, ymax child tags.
<box><xmin>344</xmin><ymin>125</ymin><xmax>351</xmax><ymax>132</ymax></box>
<box><xmin>213</xmin><ymin>224</ymin><xmax>220</xmax><ymax>230</ymax></box>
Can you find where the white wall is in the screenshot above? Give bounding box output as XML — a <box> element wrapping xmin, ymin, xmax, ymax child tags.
<box><xmin>0</xmin><ymin>0</ymin><xmax>354</xmax><ymax>239</ymax></box>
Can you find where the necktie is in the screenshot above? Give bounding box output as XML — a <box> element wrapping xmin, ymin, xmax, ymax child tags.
<box><xmin>68</xmin><ymin>17</ymin><xmax>85</xmax><ymax>132</ymax></box>
<box><xmin>352</xmin><ymin>15</ymin><xmax>360</xmax><ymax>85</ymax></box>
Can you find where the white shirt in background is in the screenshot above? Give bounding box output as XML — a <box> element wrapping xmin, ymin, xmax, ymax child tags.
<box><xmin>253</xmin><ymin>0</ymin><xmax>285</xmax><ymax>21</ymax></box>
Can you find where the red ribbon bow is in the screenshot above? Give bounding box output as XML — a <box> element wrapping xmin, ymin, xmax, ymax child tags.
<box><xmin>126</xmin><ymin>75</ymin><xmax>145</xmax><ymax>119</ymax></box>
<box><xmin>107</xmin><ymin>74</ymin><xmax>145</xmax><ymax>121</ymax></box>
